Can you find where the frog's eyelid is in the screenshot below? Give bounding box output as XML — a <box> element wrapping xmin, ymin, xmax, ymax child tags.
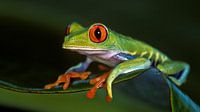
<box><xmin>65</xmin><ymin>22</ymin><xmax>84</xmax><ymax>35</ymax></box>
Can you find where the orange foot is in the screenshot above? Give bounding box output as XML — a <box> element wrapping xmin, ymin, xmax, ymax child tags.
<box><xmin>44</xmin><ymin>71</ymin><xmax>91</xmax><ymax>90</ymax></box>
<box><xmin>86</xmin><ymin>71</ymin><xmax>112</xmax><ymax>102</ymax></box>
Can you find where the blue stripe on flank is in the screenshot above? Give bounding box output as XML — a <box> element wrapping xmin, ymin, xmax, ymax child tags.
<box><xmin>115</xmin><ymin>53</ymin><xmax>136</xmax><ymax>60</ymax></box>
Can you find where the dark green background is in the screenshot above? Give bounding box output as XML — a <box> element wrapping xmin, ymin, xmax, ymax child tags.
<box><xmin>0</xmin><ymin>0</ymin><xmax>199</xmax><ymax>112</ymax></box>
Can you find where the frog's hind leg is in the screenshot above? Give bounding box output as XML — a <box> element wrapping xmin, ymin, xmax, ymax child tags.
<box><xmin>157</xmin><ymin>61</ymin><xmax>190</xmax><ymax>86</ymax></box>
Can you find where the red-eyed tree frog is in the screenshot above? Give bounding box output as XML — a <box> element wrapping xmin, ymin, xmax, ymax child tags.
<box><xmin>44</xmin><ymin>23</ymin><xmax>190</xmax><ymax>102</ymax></box>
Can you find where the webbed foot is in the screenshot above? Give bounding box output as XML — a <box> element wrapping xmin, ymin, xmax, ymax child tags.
<box><xmin>44</xmin><ymin>71</ymin><xmax>91</xmax><ymax>90</ymax></box>
<box><xmin>86</xmin><ymin>71</ymin><xmax>112</xmax><ymax>102</ymax></box>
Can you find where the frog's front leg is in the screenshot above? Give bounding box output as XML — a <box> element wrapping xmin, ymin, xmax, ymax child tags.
<box><xmin>107</xmin><ymin>57</ymin><xmax>151</xmax><ymax>100</ymax></box>
<box><xmin>44</xmin><ymin>58</ymin><xmax>93</xmax><ymax>89</ymax></box>
<box><xmin>65</xmin><ymin>58</ymin><xmax>93</xmax><ymax>73</ymax></box>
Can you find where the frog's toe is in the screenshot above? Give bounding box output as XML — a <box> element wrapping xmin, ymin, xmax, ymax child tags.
<box><xmin>80</xmin><ymin>71</ymin><xmax>91</xmax><ymax>80</ymax></box>
<box><xmin>44</xmin><ymin>74</ymin><xmax>66</xmax><ymax>89</ymax></box>
<box><xmin>86</xmin><ymin>86</ymin><xmax>99</xmax><ymax>99</ymax></box>
<box><xmin>44</xmin><ymin>83</ymin><xmax>58</xmax><ymax>89</ymax></box>
<box><xmin>106</xmin><ymin>95</ymin><xmax>112</xmax><ymax>102</ymax></box>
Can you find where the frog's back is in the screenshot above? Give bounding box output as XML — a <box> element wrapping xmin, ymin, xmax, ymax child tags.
<box><xmin>112</xmin><ymin>31</ymin><xmax>169</xmax><ymax>64</ymax></box>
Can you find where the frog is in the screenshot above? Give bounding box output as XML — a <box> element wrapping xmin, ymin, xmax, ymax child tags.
<box><xmin>44</xmin><ymin>22</ymin><xmax>190</xmax><ymax>102</ymax></box>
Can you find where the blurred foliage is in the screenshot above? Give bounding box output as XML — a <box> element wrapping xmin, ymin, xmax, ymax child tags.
<box><xmin>0</xmin><ymin>0</ymin><xmax>200</xmax><ymax>112</ymax></box>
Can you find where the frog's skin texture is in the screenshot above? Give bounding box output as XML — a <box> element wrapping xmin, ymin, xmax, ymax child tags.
<box><xmin>44</xmin><ymin>22</ymin><xmax>190</xmax><ymax>102</ymax></box>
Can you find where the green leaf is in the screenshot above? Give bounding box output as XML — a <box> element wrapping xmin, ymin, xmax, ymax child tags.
<box><xmin>0</xmin><ymin>70</ymin><xmax>143</xmax><ymax>94</ymax></box>
<box><xmin>166</xmin><ymin>79</ymin><xmax>200</xmax><ymax>112</ymax></box>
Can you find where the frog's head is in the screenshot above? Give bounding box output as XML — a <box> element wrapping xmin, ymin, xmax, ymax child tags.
<box><xmin>63</xmin><ymin>23</ymin><xmax>119</xmax><ymax>53</ymax></box>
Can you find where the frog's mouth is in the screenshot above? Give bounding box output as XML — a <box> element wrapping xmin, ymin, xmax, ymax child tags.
<box><xmin>63</xmin><ymin>45</ymin><xmax>108</xmax><ymax>51</ymax></box>
<box><xmin>63</xmin><ymin>45</ymin><xmax>116</xmax><ymax>55</ymax></box>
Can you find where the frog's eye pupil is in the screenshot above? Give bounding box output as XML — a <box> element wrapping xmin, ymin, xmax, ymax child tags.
<box><xmin>89</xmin><ymin>24</ymin><xmax>108</xmax><ymax>43</ymax></box>
<box><xmin>94</xmin><ymin>28</ymin><xmax>101</xmax><ymax>39</ymax></box>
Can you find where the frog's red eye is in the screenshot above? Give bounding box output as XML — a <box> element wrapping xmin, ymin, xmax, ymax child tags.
<box><xmin>89</xmin><ymin>24</ymin><xmax>108</xmax><ymax>43</ymax></box>
<box><xmin>64</xmin><ymin>24</ymin><xmax>71</xmax><ymax>35</ymax></box>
